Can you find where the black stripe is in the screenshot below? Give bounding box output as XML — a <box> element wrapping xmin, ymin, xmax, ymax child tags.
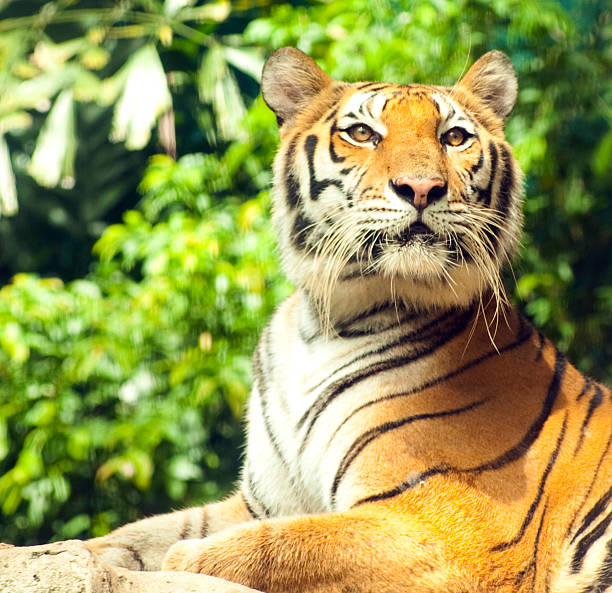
<box><xmin>200</xmin><ymin>505</ymin><xmax>208</xmax><ymax>537</ymax></box>
<box><xmin>572</xmin><ymin>512</ymin><xmax>612</xmax><ymax>574</ymax></box>
<box><xmin>470</xmin><ymin>151</ymin><xmax>484</xmax><ymax>176</ymax></box>
<box><xmin>491</xmin><ymin>413</ymin><xmax>567</xmax><ymax>552</ymax></box>
<box><xmin>472</xmin><ymin>348</ymin><xmax>566</xmax><ymax>474</ymax></box>
<box><xmin>331</xmin><ymin>399</ymin><xmax>487</xmax><ymax>503</ymax></box>
<box><xmin>571</xmin><ymin>485</ymin><xmax>612</xmax><ymax>546</ymax></box>
<box><xmin>575</xmin><ymin>385</ymin><xmax>604</xmax><ymax>454</ymax></box>
<box><xmin>179</xmin><ymin>517</ymin><xmax>190</xmax><ymax>540</ymax></box>
<box><xmin>535</xmin><ymin>332</ymin><xmax>545</xmax><ymax>360</ymax></box>
<box><xmin>355</xmin><ymin>83</ymin><xmax>390</xmax><ymax>93</ymax></box>
<box><xmin>514</xmin><ymin>501</ymin><xmax>548</xmax><ymax>588</ymax></box>
<box><xmin>297</xmin><ymin>310</ymin><xmax>473</xmax><ymax>454</ymax></box>
<box><xmin>241</xmin><ymin>490</ymin><xmax>260</xmax><ymax>520</ymax></box>
<box><xmin>357</xmin><ymin>99</ymin><xmax>368</xmax><ymax>119</ymax></box>
<box><xmin>355</xmin><ymin>466</ymin><xmax>449</xmax><ymax>505</ymax></box>
<box><xmin>324</xmin><ymin>107</ymin><xmax>338</xmax><ymax>122</ymax></box>
<box><xmin>330</xmin><ymin>317</ymin><xmax>533</xmax><ymax>444</ymax></box>
<box><xmin>286</xmin><ymin>172</ymin><xmax>301</xmax><ymax>209</ymax></box>
<box><xmin>333</xmin><ymin>302</ymin><xmax>397</xmax><ymax>333</ymax></box>
<box><xmin>581</xmin><ymin>540</ymin><xmax>612</xmax><ymax>593</ymax></box>
<box><xmin>329</xmin><ymin>122</ymin><xmax>345</xmax><ymax>163</ymax></box>
<box><xmin>304</xmin><ymin>134</ymin><xmax>343</xmax><ymax>201</ymax></box>
<box><xmin>291</xmin><ymin>209</ymin><xmax>314</xmax><ymax>250</ymax></box>
<box><xmin>362</xmin><ymin>94</ymin><xmax>385</xmax><ymax>122</ymax></box>
<box><xmin>309</xmin><ymin>308</ymin><xmax>468</xmax><ymax>394</ymax></box>
<box><xmin>253</xmin><ymin>343</ymin><xmax>312</xmax><ymax>504</ymax></box>
<box><xmin>577</xmin><ymin>377</ymin><xmax>594</xmax><ymax>401</ymax></box>
<box><xmin>252</xmin><ymin>347</ymin><xmax>294</xmax><ymax>477</ymax></box>
<box><xmin>329</xmin><ymin>138</ymin><xmax>345</xmax><ymax>163</ymax></box>
<box><xmin>353</xmin><ymin>168</ymin><xmax>369</xmax><ymax>193</ymax></box>
<box><xmin>298</xmin><ymin>299</ymin><xmax>326</xmax><ymax>344</ymax></box>
<box><xmin>405</xmin><ymin>89</ymin><xmax>429</xmax><ymax>100</ymax></box>
<box><xmin>477</xmin><ymin>142</ymin><xmax>498</xmax><ymax>207</ymax></box>
<box><xmin>355</xmin><ymin>345</ymin><xmax>565</xmax><ymax>506</ymax></box>
<box><xmin>567</xmin><ymin>432</ymin><xmax>612</xmax><ymax>539</ymax></box>
<box><xmin>495</xmin><ymin>145</ymin><xmax>515</xmax><ymax>215</ymax></box>
<box><xmin>244</xmin><ymin>469</ymin><xmax>271</xmax><ymax>518</ymax></box>
<box><xmin>334</xmin><ymin>303</ymin><xmax>419</xmax><ymax>337</ymax></box>
<box><xmin>481</xmin><ymin>144</ymin><xmax>513</xmax><ymax>253</ymax></box>
<box><xmin>284</xmin><ymin>137</ymin><xmax>301</xmax><ymax>208</ymax></box>
<box><xmin>125</xmin><ymin>545</ymin><xmax>145</xmax><ymax>570</ymax></box>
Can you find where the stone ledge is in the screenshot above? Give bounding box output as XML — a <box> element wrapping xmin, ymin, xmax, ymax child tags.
<box><xmin>0</xmin><ymin>540</ymin><xmax>262</xmax><ymax>593</ymax></box>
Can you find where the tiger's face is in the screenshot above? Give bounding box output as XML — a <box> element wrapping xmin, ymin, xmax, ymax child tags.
<box><xmin>262</xmin><ymin>49</ymin><xmax>523</xmax><ymax>317</ymax></box>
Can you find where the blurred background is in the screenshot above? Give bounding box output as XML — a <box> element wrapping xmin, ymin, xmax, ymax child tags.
<box><xmin>0</xmin><ymin>0</ymin><xmax>610</xmax><ymax>545</ymax></box>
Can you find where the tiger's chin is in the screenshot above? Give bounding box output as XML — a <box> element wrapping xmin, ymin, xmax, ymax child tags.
<box><xmin>374</xmin><ymin>237</ymin><xmax>455</xmax><ymax>284</ymax></box>
<box><xmin>300</xmin><ymin>256</ymin><xmax>503</xmax><ymax>326</ymax></box>
<box><xmin>370</xmin><ymin>239</ymin><xmax>494</xmax><ymax>301</ymax></box>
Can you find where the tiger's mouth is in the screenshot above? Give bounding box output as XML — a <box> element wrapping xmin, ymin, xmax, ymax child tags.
<box><xmin>365</xmin><ymin>222</ymin><xmax>439</xmax><ymax>259</ymax></box>
<box><xmin>397</xmin><ymin>222</ymin><xmax>435</xmax><ymax>245</ymax></box>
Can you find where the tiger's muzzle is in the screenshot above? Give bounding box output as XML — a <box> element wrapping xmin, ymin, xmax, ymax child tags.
<box><xmin>389</xmin><ymin>176</ymin><xmax>447</xmax><ymax>211</ymax></box>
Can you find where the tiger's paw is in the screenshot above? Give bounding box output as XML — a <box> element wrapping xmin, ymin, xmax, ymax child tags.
<box><xmin>162</xmin><ymin>539</ymin><xmax>209</xmax><ymax>573</ymax></box>
<box><xmin>163</xmin><ymin>537</ymin><xmax>258</xmax><ymax>588</ymax></box>
<box><xmin>85</xmin><ymin>537</ymin><xmax>147</xmax><ymax>571</ymax></box>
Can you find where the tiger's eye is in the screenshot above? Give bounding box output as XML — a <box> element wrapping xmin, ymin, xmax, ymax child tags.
<box><xmin>443</xmin><ymin>127</ymin><xmax>467</xmax><ymax>147</ymax></box>
<box><xmin>348</xmin><ymin>124</ymin><xmax>374</xmax><ymax>143</ymax></box>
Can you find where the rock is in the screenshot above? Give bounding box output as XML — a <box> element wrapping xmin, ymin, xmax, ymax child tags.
<box><xmin>0</xmin><ymin>540</ymin><xmax>262</xmax><ymax>593</ymax></box>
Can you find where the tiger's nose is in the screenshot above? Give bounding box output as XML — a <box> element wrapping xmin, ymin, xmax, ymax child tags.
<box><xmin>390</xmin><ymin>176</ymin><xmax>447</xmax><ymax>210</ymax></box>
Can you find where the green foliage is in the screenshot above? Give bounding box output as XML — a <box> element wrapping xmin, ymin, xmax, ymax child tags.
<box><xmin>0</xmin><ymin>150</ymin><xmax>289</xmax><ymax>544</ymax></box>
<box><xmin>0</xmin><ymin>0</ymin><xmax>610</xmax><ymax>545</ymax></box>
<box><xmin>0</xmin><ymin>0</ymin><xmax>266</xmax><ymax>281</ymax></box>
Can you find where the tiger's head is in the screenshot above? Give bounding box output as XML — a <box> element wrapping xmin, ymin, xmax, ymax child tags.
<box><xmin>261</xmin><ymin>48</ymin><xmax>523</xmax><ymax>320</ymax></box>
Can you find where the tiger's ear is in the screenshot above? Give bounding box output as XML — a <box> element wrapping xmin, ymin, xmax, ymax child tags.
<box><xmin>261</xmin><ymin>47</ymin><xmax>332</xmax><ymax>127</ymax></box>
<box><xmin>457</xmin><ymin>50</ymin><xmax>518</xmax><ymax>120</ymax></box>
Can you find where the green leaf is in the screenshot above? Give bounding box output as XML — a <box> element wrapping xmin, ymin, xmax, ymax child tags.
<box><xmin>24</xmin><ymin>401</ymin><xmax>57</xmax><ymax>427</ymax></box>
<box><xmin>1</xmin><ymin>321</ymin><xmax>29</xmax><ymax>363</ymax></box>
<box><xmin>593</xmin><ymin>128</ymin><xmax>612</xmax><ymax>179</ymax></box>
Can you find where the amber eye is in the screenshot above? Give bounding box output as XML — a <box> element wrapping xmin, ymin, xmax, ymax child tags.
<box><xmin>442</xmin><ymin>127</ymin><xmax>468</xmax><ymax>147</ymax></box>
<box><xmin>347</xmin><ymin>124</ymin><xmax>375</xmax><ymax>143</ymax></box>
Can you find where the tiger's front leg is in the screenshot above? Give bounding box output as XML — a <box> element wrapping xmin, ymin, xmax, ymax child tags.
<box><xmin>162</xmin><ymin>505</ymin><xmax>480</xmax><ymax>593</ymax></box>
<box><xmin>86</xmin><ymin>491</ymin><xmax>254</xmax><ymax>571</ymax></box>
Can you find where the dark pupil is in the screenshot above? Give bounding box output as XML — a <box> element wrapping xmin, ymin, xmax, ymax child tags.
<box><xmin>355</xmin><ymin>125</ymin><xmax>369</xmax><ymax>139</ymax></box>
<box><xmin>449</xmin><ymin>129</ymin><xmax>462</xmax><ymax>143</ymax></box>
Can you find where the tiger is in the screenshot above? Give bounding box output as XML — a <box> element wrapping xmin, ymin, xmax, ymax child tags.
<box><xmin>86</xmin><ymin>47</ymin><xmax>612</xmax><ymax>593</ymax></box>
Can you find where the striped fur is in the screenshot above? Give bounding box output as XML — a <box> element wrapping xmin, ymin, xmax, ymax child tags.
<box><xmin>87</xmin><ymin>49</ymin><xmax>611</xmax><ymax>593</ymax></box>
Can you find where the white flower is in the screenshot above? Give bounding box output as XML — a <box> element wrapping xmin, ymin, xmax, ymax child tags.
<box><xmin>27</xmin><ymin>89</ymin><xmax>76</xmax><ymax>188</ymax></box>
<box><xmin>110</xmin><ymin>45</ymin><xmax>172</xmax><ymax>150</ymax></box>
<box><xmin>0</xmin><ymin>134</ymin><xmax>18</xmax><ymax>216</ymax></box>
<box><xmin>164</xmin><ymin>0</ymin><xmax>194</xmax><ymax>16</ymax></box>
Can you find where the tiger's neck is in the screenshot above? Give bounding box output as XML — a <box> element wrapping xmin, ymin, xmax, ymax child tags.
<box><xmin>297</xmin><ymin>275</ymin><xmax>510</xmax><ymax>344</ymax></box>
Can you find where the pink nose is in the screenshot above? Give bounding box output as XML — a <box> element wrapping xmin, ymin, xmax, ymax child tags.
<box><xmin>391</xmin><ymin>176</ymin><xmax>446</xmax><ymax>209</ymax></box>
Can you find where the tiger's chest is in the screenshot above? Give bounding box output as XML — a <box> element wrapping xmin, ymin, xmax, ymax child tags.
<box><xmin>241</xmin><ymin>292</ymin><xmax>543</xmax><ymax>518</ymax></box>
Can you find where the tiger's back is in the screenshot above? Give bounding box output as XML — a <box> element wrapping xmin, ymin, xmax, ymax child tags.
<box><xmin>88</xmin><ymin>48</ymin><xmax>612</xmax><ymax>593</ymax></box>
